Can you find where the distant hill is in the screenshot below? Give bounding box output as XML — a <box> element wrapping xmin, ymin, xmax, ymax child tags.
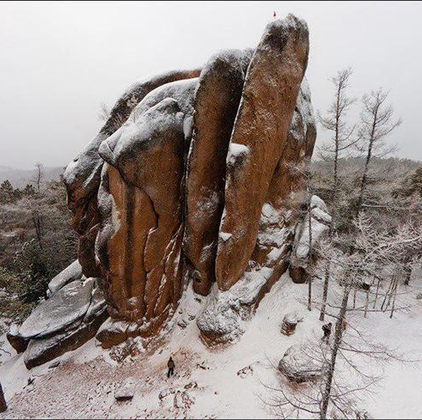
<box><xmin>0</xmin><ymin>165</ymin><xmax>64</xmax><ymax>188</ymax></box>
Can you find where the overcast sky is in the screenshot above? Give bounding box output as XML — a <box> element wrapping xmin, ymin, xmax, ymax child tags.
<box><xmin>1</xmin><ymin>1</ymin><xmax>421</xmax><ymax>169</ymax></box>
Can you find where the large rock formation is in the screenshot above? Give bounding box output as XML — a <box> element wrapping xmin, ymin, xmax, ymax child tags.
<box><xmin>9</xmin><ymin>15</ymin><xmax>319</xmax><ymax>363</ymax></box>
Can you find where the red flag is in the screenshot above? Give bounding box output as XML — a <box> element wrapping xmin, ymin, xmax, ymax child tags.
<box><xmin>273</xmin><ymin>11</ymin><xmax>277</xmax><ymax>18</ymax></box>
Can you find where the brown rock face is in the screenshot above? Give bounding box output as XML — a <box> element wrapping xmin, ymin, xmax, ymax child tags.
<box><xmin>184</xmin><ymin>49</ymin><xmax>252</xmax><ymax>296</ymax></box>
<box><xmin>215</xmin><ymin>16</ymin><xmax>310</xmax><ymax>290</ymax></box>
<box><xmin>64</xmin><ymin>69</ymin><xmax>201</xmax><ymax>278</ymax></box>
<box><xmin>94</xmin><ymin>84</ymin><xmax>196</xmax><ymax>343</ymax></box>
<box><xmin>251</xmin><ymin>80</ymin><xmax>317</xmax><ymax>283</ymax></box>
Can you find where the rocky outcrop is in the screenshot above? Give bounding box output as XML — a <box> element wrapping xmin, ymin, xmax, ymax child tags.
<box><xmin>196</xmin><ymin>273</ymin><xmax>267</xmax><ymax>345</ymax></box>
<box><xmin>94</xmin><ymin>81</ymin><xmax>197</xmax><ymax>344</ymax></box>
<box><xmin>75</xmin><ymin>15</ymin><xmax>313</xmax><ymax>347</ymax></box>
<box><xmin>12</xmin><ymin>14</ymin><xmax>318</xmax><ymax>359</ymax></box>
<box><xmin>7</xmin><ymin>274</ymin><xmax>108</xmax><ymax>368</ymax></box>
<box><xmin>289</xmin><ymin>196</ymin><xmax>331</xmax><ymax>283</ymax></box>
<box><xmin>281</xmin><ymin>312</ymin><xmax>304</xmax><ymax>336</ymax></box>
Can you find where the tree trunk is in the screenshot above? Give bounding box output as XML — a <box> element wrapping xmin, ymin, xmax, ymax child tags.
<box><xmin>32</xmin><ymin>210</ymin><xmax>43</xmax><ymax>249</ymax></box>
<box><xmin>373</xmin><ymin>278</ymin><xmax>381</xmax><ymax>309</ymax></box>
<box><xmin>390</xmin><ymin>277</ymin><xmax>399</xmax><ymax>319</ymax></box>
<box><xmin>364</xmin><ymin>289</ymin><xmax>369</xmax><ymax>318</ymax></box>
<box><xmin>307</xmin><ymin>185</ymin><xmax>313</xmax><ymax>312</ymax></box>
<box><xmin>404</xmin><ymin>265</ymin><xmax>411</xmax><ymax>286</ymax></box>
<box><xmin>320</xmin><ymin>285</ymin><xmax>350</xmax><ymax>419</ymax></box>
<box><xmin>357</xmin><ymin>112</ymin><xmax>377</xmax><ymax>216</ymax></box>
<box><xmin>381</xmin><ymin>275</ymin><xmax>394</xmax><ymax>311</ymax></box>
<box><xmin>0</xmin><ymin>381</ymin><xmax>7</xmax><ymax>413</ymax></box>
<box><xmin>319</xmin><ymin>260</ymin><xmax>331</xmax><ymax>321</ymax></box>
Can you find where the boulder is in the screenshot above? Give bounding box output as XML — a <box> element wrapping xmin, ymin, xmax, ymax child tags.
<box><xmin>47</xmin><ymin>259</ymin><xmax>82</xmax><ymax>295</ymax></box>
<box><xmin>12</xmin><ymin>278</ymin><xmax>108</xmax><ymax>369</ymax></box>
<box><xmin>278</xmin><ymin>344</ymin><xmax>324</xmax><ymax>383</ymax></box>
<box><xmin>48</xmin><ymin>360</ymin><xmax>61</xmax><ymax>369</ymax></box>
<box><xmin>95</xmin><ymin>318</ymin><xmax>133</xmax><ymax>349</ymax></box>
<box><xmin>24</xmin><ymin>303</ymin><xmax>107</xmax><ymax>369</ymax></box>
<box><xmin>281</xmin><ymin>312</ymin><xmax>304</xmax><ymax>336</ymax></box>
<box><xmin>237</xmin><ymin>365</ymin><xmax>254</xmax><ymax>378</ymax></box>
<box><xmin>216</xmin><ymin>15</ymin><xmax>310</xmax><ymax>291</ymax></box>
<box><xmin>114</xmin><ymin>380</ymin><xmax>135</xmax><ymax>401</ymax></box>
<box><xmin>19</xmin><ymin>279</ymin><xmax>95</xmax><ymax>340</ymax></box>
<box><xmin>184</xmin><ymin>49</ymin><xmax>252</xmax><ymax>296</ymax></box>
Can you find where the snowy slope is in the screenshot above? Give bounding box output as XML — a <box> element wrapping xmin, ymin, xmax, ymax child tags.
<box><xmin>1</xmin><ymin>273</ymin><xmax>421</xmax><ymax>419</ymax></box>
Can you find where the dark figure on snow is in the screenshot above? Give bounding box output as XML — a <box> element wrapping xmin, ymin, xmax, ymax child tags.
<box><xmin>167</xmin><ymin>356</ymin><xmax>175</xmax><ymax>378</ymax></box>
<box><xmin>322</xmin><ymin>322</ymin><xmax>332</xmax><ymax>343</ymax></box>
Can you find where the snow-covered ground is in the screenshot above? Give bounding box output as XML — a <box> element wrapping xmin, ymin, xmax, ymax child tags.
<box><xmin>1</xmin><ymin>273</ymin><xmax>421</xmax><ymax>419</ymax></box>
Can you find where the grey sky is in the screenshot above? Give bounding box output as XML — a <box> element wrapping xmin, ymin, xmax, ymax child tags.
<box><xmin>1</xmin><ymin>1</ymin><xmax>421</xmax><ymax>169</ymax></box>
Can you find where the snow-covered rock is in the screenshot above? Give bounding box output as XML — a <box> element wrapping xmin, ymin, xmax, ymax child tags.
<box><xmin>8</xmin><ymin>278</ymin><xmax>108</xmax><ymax>369</ymax></box>
<box><xmin>215</xmin><ymin>15</ymin><xmax>310</xmax><ymax>291</ymax></box>
<box><xmin>278</xmin><ymin>344</ymin><xmax>325</xmax><ymax>383</ymax></box>
<box><xmin>114</xmin><ymin>380</ymin><xmax>135</xmax><ymax>401</ymax></box>
<box><xmin>6</xmin><ymin>323</ymin><xmax>27</xmax><ymax>354</ymax></box>
<box><xmin>281</xmin><ymin>312</ymin><xmax>304</xmax><ymax>336</ymax></box>
<box><xmin>197</xmin><ymin>272</ymin><xmax>267</xmax><ymax>344</ymax></box>
<box><xmin>19</xmin><ymin>279</ymin><xmax>95</xmax><ymax>340</ymax></box>
<box><xmin>23</xmin><ymin>14</ymin><xmax>316</xmax><ymax>352</ymax></box>
<box><xmin>47</xmin><ymin>260</ymin><xmax>83</xmax><ymax>296</ymax></box>
<box><xmin>289</xmin><ymin>195</ymin><xmax>331</xmax><ymax>283</ymax></box>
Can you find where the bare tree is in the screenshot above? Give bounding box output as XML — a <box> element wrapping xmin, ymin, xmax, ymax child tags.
<box><xmin>318</xmin><ymin>68</ymin><xmax>357</xmax><ymax>321</ymax></box>
<box><xmin>33</xmin><ymin>162</ymin><xmax>44</xmax><ymax>195</ymax></box>
<box><xmin>30</xmin><ymin>163</ymin><xmax>45</xmax><ymax>249</ymax></box>
<box><xmin>265</xmin><ymin>215</ymin><xmax>422</xmax><ymax>419</ymax></box>
<box><xmin>98</xmin><ymin>102</ymin><xmax>111</xmax><ymax>122</ymax></box>
<box><xmin>356</xmin><ymin>89</ymin><xmax>402</xmax><ymax>215</ymax></box>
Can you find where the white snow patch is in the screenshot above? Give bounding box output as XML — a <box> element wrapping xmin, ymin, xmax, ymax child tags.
<box><xmin>226</xmin><ymin>142</ymin><xmax>250</xmax><ymax>165</ymax></box>
<box><xmin>219</xmin><ymin>232</ymin><xmax>232</xmax><ymax>242</ymax></box>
